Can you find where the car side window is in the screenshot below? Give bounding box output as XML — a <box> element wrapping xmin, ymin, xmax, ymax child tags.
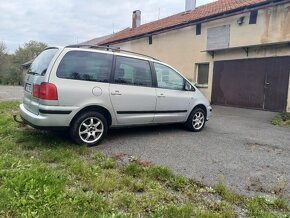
<box><xmin>114</xmin><ymin>56</ymin><xmax>153</xmax><ymax>87</ymax></box>
<box><xmin>56</xmin><ymin>51</ymin><xmax>113</xmax><ymax>82</ymax></box>
<box><xmin>154</xmin><ymin>63</ymin><xmax>184</xmax><ymax>90</ymax></box>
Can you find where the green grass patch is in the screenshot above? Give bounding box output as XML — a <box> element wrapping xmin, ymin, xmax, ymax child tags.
<box><xmin>272</xmin><ymin>112</ymin><xmax>290</xmax><ymax>128</ymax></box>
<box><xmin>0</xmin><ymin>101</ymin><xmax>289</xmax><ymax>217</ymax></box>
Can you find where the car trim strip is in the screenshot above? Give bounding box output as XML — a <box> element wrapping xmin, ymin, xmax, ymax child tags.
<box><xmin>39</xmin><ymin>109</ymin><xmax>72</xmax><ymax>115</ymax></box>
<box><xmin>117</xmin><ymin>110</ymin><xmax>187</xmax><ymax>114</ymax></box>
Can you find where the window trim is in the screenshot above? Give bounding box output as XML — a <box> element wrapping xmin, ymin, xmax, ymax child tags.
<box><xmin>56</xmin><ymin>50</ymin><xmax>114</xmax><ymax>83</ymax></box>
<box><xmin>195</xmin><ymin>63</ymin><xmax>209</xmax><ymax>88</ymax></box>
<box><xmin>111</xmin><ymin>55</ymin><xmax>155</xmax><ymax>88</ymax></box>
<box><xmin>153</xmin><ymin>62</ymin><xmax>186</xmax><ymax>91</ymax></box>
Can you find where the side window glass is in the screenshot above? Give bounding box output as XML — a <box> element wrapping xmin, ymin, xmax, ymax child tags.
<box><xmin>114</xmin><ymin>56</ymin><xmax>152</xmax><ymax>87</ymax></box>
<box><xmin>154</xmin><ymin>63</ymin><xmax>184</xmax><ymax>90</ymax></box>
<box><xmin>56</xmin><ymin>51</ymin><xmax>113</xmax><ymax>82</ymax></box>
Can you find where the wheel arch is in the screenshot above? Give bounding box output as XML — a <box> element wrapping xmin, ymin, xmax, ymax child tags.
<box><xmin>70</xmin><ymin>105</ymin><xmax>112</xmax><ymax>127</ymax></box>
<box><xmin>188</xmin><ymin>104</ymin><xmax>207</xmax><ymax>119</ymax></box>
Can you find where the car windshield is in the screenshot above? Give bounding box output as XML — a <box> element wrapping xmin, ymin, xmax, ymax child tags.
<box><xmin>28</xmin><ymin>48</ymin><xmax>58</xmax><ymax>76</ymax></box>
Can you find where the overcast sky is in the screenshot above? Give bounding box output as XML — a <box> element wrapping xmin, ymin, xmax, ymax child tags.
<box><xmin>0</xmin><ymin>0</ymin><xmax>215</xmax><ymax>53</ymax></box>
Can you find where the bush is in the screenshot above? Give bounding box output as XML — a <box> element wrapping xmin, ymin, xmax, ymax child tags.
<box><xmin>272</xmin><ymin>113</ymin><xmax>290</xmax><ymax>128</ymax></box>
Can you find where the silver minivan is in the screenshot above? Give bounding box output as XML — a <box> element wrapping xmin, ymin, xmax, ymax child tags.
<box><xmin>20</xmin><ymin>45</ymin><xmax>212</xmax><ymax>146</ymax></box>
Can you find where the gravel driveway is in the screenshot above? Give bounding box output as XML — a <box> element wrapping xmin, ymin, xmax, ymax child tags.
<box><xmin>0</xmin><ymin>86</ymin><xmax>23</xmax><ymax>101</ymax></box>
<box><xmin>95</xmin><ymin>106</ymin><xmax>290</xmax><ymax>199</ymax></box>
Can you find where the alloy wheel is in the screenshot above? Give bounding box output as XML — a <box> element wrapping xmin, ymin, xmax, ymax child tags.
<box><xmin>192</xmin><ymin>111</ymin><xmax>205</xmax><ymax>130</ymax></box>
<box><xmin>78</xmin><ymin>117</ymin><xmax>104</xmax><ymax>143</ymax></box>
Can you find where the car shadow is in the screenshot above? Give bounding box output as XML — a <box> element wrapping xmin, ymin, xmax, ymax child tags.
<box><xmin>107</xmin><ymin>123</ymin><xmax>186</xmax><ymax>137</ymax></box>
<box><xmin>18</xmin><ymin>123</ymin><xmax>186</xmax><ymax>148</ymax></box>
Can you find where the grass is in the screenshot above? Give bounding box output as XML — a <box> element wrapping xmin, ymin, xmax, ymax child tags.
<box><xmin>0</xmin><ymin>101</ymin><xmax>289</xmax><ymax>217</ymax></box>
<box><xmin>272</xmin><ymin>112</ymin><xmax>290</xmax><ymax>128</ymax></box>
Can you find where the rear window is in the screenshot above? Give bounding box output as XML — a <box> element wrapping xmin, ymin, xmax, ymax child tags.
<box><xmin>56</xmin><ymin>51</ymin><xmax>113</xmax><ymax>83</ymax></box>
<box><xmin>29</xmin><ymin>48</ymin><xmax>58</xmax><ymax>76</ymax></box>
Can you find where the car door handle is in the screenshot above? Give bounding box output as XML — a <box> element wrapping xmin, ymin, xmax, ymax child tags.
<box><xmin>157</xmin><ymin>94</ymin><xmax>166</xmax><ymax>98</ymax></box>
<box><xmin>111</xmin><ymin>91</ymin><xmax>122</xmax><ymax>96</ymax></box>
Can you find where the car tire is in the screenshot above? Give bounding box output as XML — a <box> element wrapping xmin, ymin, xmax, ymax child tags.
<box><xmin>70</xmin><ymin>111</ymin><xmax>108</xmax><ymax>146</ymax></box>
<box><xmin>186</xmin><ymin>108</ymin><xmax>206</xmax><ymax>132</ymax></box>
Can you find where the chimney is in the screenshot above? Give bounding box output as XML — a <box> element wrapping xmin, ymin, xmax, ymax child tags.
<box><xmin>132</xmin><ymin>10</ymin><xmax>141</xmax><ymax>29</ymax></box>
<box><xmin>185</xmin><ymin>0</ymin><xmax>196</xmax><ymax>11</ymax></box>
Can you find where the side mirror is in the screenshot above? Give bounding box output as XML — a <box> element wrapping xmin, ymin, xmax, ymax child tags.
<box><xmin>185</xmin><ymin>82</ymin><xmax>195</xmax><ymax>91</ymax></box>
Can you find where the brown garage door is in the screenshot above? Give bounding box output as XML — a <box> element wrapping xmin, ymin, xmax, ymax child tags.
<box><xmin>211</xmin><ymin>56</ymin><xmax>290</xmax><ymax>112</ymax></box>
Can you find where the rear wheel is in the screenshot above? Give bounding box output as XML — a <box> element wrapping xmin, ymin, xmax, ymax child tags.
<box><xmin>70</xmin><ymin>111</ymin><xmax>108</xmax><ymax>146</ymax></box>
<box><xmin>186</xmin><ymin>108</ymin><xmax>206</xmax><ymax>132</ymax></box>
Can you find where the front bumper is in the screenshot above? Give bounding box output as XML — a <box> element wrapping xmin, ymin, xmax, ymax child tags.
<box><xmin>206</xmin><ymin>106</ymin><xmax>212</xmax><ymax>121</ymax></box>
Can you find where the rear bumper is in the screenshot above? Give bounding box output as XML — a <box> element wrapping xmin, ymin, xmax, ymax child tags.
<box><xmin>20</xmin><ymin>103</ymin><xmax>73</xmax><ymax>128</ymax></box>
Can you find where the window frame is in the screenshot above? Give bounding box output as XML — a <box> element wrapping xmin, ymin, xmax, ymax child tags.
<box><xmin>195</xmin><ymin>63</ymin><xmax>209</xmax><ymax>88</ymax></box>
<box><xmin>56</xmin><ymin>50</ymin><xmax>114</xmax><ymax>83</ymax></box>
<box><xmin>111</xmin><ymin>55</ymin><xmax>155</xmax><ymax>88</ymax></box>
<box><xmin>152</xmin><ymin>62</ymin><xmax>186</xmax><ymax>91</ymax></box>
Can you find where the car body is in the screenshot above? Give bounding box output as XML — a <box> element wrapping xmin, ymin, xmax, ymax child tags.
<box><xmin>20</xmin><ymin>45</ymin><xmax>212</xmax><ymax>145</ymax></box>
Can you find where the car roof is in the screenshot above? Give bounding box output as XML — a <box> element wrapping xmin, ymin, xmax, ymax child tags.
<box><xmin>64</xmin><ymin>44</ymin><xmax>159</xmax><ymax>61</ymax></box>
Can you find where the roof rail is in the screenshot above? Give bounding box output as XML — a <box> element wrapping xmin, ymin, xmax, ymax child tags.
<box><xmin>66</xmin><ymin>44</ymin><xmax>159</xmax><ymax>60</ymax></box>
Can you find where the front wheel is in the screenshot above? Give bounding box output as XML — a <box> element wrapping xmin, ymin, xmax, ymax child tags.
<box><xmin>70</xmin><ymin>111</ymin><xmax>108</xmax><ymax>146</ymax></box>
<box><xmin>186</xmin><ymin>108</ymin><xmax>206</xmax><ymax>132</ymax></box>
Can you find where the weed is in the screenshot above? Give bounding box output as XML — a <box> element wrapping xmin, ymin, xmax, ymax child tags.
<box><xmin>40</xmin><ymin>147</ymin><xmax>77</xmax><ymax>163</ymax></box>
<box><xmin>272</xmin><ymin>113</ymin><xmax>290</xmax><ymax>128</ymax></box>
<box><xmin>146</xmin><ymin>165</ymin><xmax>173</xmax><ymax>181</ymax></box>
<box><xmin>123</xmin><ymin>162</ymin><xmax>144</xmax><ymax>177</ymax></box>
<box><xmin>153</xmin><ymin>204</ymin><xmax>193</xmax><ymax>218</ymax></box>
<box><xmin>215</xmin><ymin>183</ymin><xmax>245</xmax><ymax>205</ymax></box>
<box><xmin>112</xmin><ymin>191</ymin><xmax>136</xmax><ymax>209</ymax></box>
<box><xmin>131</xmin><ymin>180</ymin><xmax>146</xmax><ymax>192</ymax></box>
<box><xmin>273</xmin><ymin>197</ymin><xmax>289</xmax><ymax>210</ymax></box>
<box><xmin>100</xmin><ymin>158</ymin><xmax>117</xmax><ymax>169</ymax></box>
<box><xmin>169</xmin><ymin>175</ymin><xmax>189</xmax><ymax>191</ymax></box>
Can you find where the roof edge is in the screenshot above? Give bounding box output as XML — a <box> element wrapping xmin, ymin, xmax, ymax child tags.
<box><xmin>100</xmin><ymin>0</ymin><xmax>288</xmax><ymax>46</ymax></box>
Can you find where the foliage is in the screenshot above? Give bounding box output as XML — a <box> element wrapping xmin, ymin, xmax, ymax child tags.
<box><xmin>0</xmin><ymin>43</ymin><xmax>10</xmax><ymax>84</ymax></box>
<box><xmin>13</xmin><ymin>41</ymin><xmax>47</xmax><ymax>69</ymax></box>
<box><xmin>0</xmin><ymin>101</ymin><xmax>289</xmax><ymax>217</ymax></box>
<box><xmin>0</xmin><ymin>41</ymin><xmax>48</xmax><ymax>85</ymax></box>
<box><xmin>272</xmin><ymin>112</ymin><xmax>290</xmax><ymax>128</ymax></box>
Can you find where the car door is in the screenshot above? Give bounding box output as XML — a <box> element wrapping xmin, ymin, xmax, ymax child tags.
<box><xmin>109</xmin><ymin>55</ymin><xmax>157</xmax><ymax>125</ymax></box>
<box><xmin>153</xmin><ymin>62</ymin><xmax>190</xmax><ymax>123</ymax></box>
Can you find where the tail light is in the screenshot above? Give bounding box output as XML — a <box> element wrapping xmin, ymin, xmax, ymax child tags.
<box><xmin>33</xmin><ymin>83</ymin><xmax>58</xmax><ymax>100</ymax></box>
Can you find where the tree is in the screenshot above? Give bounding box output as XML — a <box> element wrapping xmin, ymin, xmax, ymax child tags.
<box><xmin>0</xmin><ymin>40</ymin><xmax>48</xmax><ymax>85</ymax></box>
<box><xmin>14</xmin><ymin>40</ymin><xmax>48</xmax><ymax>67</ymax></box>
<box><xmin>6</xmin><ymin>65</ymin><xmax>22</xmax><ymax>85</ymax></box>
<box><xmin>0</xmin><ymin>41</ymin><xmax>10</xmax><ymax>84</ymax></box>
<box><xmin>0</xmin><ymin>41</ymin><xmax>7</xmax><ymax>69</ymax></box>
<box><xmin>0</xmin><ymin>41</ymin><xmax>6</xmax><ymax>54</ymax></box>
<box><xmin>12</xmin><ymin>41</ymin><xmax>48</xmax><ymax>85</ymax></box>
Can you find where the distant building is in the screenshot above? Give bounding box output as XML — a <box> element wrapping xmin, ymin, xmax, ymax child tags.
<box><xmin>99</xmin><ymin>0</ymin><xmax>290</xmax><ymax>112</ymax></box>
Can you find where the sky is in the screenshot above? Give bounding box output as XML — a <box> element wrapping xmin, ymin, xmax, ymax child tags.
<box><xmin>0</xmin><ymin>0</ymin><xmax>215</xmax><ymax>53</ymax></box>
